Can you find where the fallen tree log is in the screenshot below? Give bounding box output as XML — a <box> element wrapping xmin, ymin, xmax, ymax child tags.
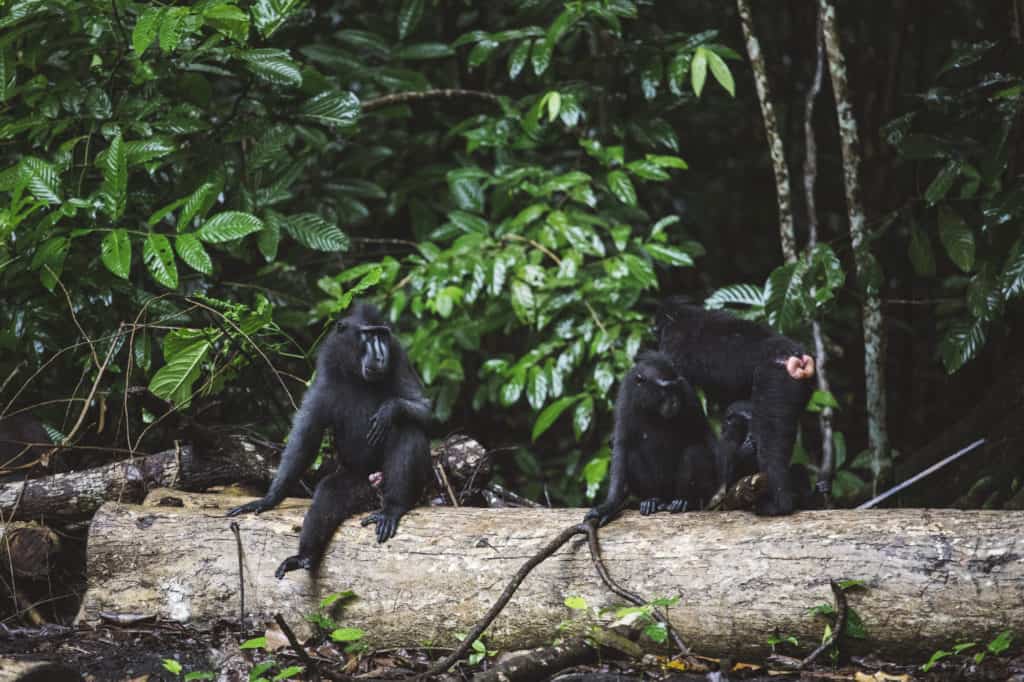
<box><xmin>79</xmin><ymin>496</ymin><xmax>1024</xmax><ymax>658</ymax></box>
<box><xmin>0</xmin><ymin>437</ymin><xmax>276</xmax><ymax>521</ymax></box>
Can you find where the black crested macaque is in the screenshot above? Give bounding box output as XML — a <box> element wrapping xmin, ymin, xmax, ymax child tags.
<box><xmin>718</xmin><ymin>400</ymin><xmax>758</xmax><ymax>485</ymax></box>
<box><xmin>585</xmin><ymin>351</ymin><xmax>718</xmax><ymax>526</ymax></box>
<box><xmin>227</xmin><ymin>303</ymin><xmax>431</xmax><ymax>579</ymax></box>
<box><xmin>0</xmin><ymin>413</ymin><xmax>53</xmax><ymax>478</ymax></box>
<box><xmin>656</xmin><ymin>299</ymin><xmax>815</xmax><ymax>515</ymax></box>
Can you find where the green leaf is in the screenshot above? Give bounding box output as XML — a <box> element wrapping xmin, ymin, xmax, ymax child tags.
<box><xmin>162</xmin><ymin>659</ymin><xmax>183</xmax><ymax>675</ymax></box>
<box><xmin>149</xmin><ymin>340</ymin><xmax>209</xmax><ymax>405</ymax></box>
<box><xmin>1002</xmin><ymin>238</ymin><xmax>1024</xmax><ymax>298</ymax></box>
<box><xmin>645</xmin><ymin>154</ymin><xmax>688</xmax><ymax>169</ymax></box>
<box><xmin>20</xmin><ymin>157</ymin><xmax>61</xmax><ymax>204</ymax></box>
<box><xmin>183</xmin><ymin>672</ymin><xmax>215</xmax><ymax>682</ymax></box>
<box><xmin>511</xmin><ymin>280</ymin><xmax>536</xmax><ymax>323</ymax></box>
<box><xmin>644</xmin><ymin>243</ymin><xmax>694</xmax><ymax>267</ymax></box>
<box><xmin>158</xmin><ymin>7</ymin><xmax>189</xmax><ymax>53</ymax></box>
<box><xmin>143</xmin><ymin>234</ymin><xmax>178</xmax><ymax>289</ymax></box>
<box><xmin>177</xmin><ymin>180</ymin><xmax>220</xmax><ymax>232</ymax></box>
<box><xmin>134</xmin><ymin>331</ymin><xmax>152</xmax><ymax>372</ymax></box>
<box><xmin>806</xmin><ymin>389</ymin><xmax>839</xmax><ymax>413</ymax></box>
<box><xmin>258</xmin><ymin>215</ymin><xmax>281</xmax><ymax>263</ymax></box>
<box><xmin>102</xmin><ymin>134</ymin><xmax>127</xmax><ymax>219</ymax></box>
<box><xmin>284</xmin><ymin>213</ymin><xmax>350</xmax><ymax>251</ymax></box>
<box><xmin>468</xmin><ymin>39</ymin><xmax>498</xmax><ymax>69</ymax></box>
<box><xmin>240</xmin><ymin>49</ymin><xmax>303</xmax><ymax>87</ymax></box>
<box><xmin>508</xmin><ymin>40</ymin><xmax>530</xmax><ymax>80</ymax></box>
<box><xmin>272</xmin><ymin>667</ymin><xmax>304</xmax><ymax>682</ymax></box>
<box><xmin>691</xmin><ymin>46</ymin><xmax>708</xmax><ymax>97</ymax></box>
<box><xmin>939</xmin><ymin>318</ymin><xmax>987</xmax><ymax>373</ymax></box>
<box><xmin>252</xmin><ymin>0</ymin><xmax>302</xmax><ymax>38</ymax></box>
<box><xmin>301</xmin><ymin>91</ymin><xmax>361</xmax><ymax>127</ymax></box>
<box><xmin>938</xmin><ymin>206</ymin><xmax>975</xmax><ymax>272</ymax></box>
<box><xmin>531</xmin><ymin>38</ymin><xmax>551</xmax><ymax>76</ymax></box>
<box><xmin>987</xmin><ymin>629</ymin><xmax>1013</xmax><ymax>655</ymax></box>
<box><xmin>197</xmin><ymin>211</ymin><xmax>264</xmax><ymax>243</ymax></box>
<box><xmin>705</xmin><ymin>283</ymin><xmax>764</xmax><ymax>309</ymax></box>
<box><xmin>395</xmin><ymin>42</ymin><xmax>453</xmax><ymax>60</ymax></box>
<box><xmin>203</xmin><ymin>4</ymin><xmax>249</xmax><ymax>42</ymax></box>
<box><xmin>532</xmin><ymin>396</ymin><xmax>579</xmax><ymax>441</ymax></box>
<box><xmin>705</xmin><ymin>48</ymin><xmax>735</xmax><ymax>96</ymax></box>
<box><xmin>606</xmin><ymin>170</ymin><xmax>637</xmax><ymax>206</ymax></box>
<box><xmin>175</xmin><ymin>234</ymin><xmax>212</xmax><ymax>274</ymax></box>
<box><xmin>644</xmin><ymin>622</ymin><xmax>668</xmax><ymax>644</ymax></box>
<box><xmin>925</xmin><ymin>159</ymin><xmax>962</xmax><ymax>205</ymax></box>
<box><xmin>908</xmin><ymin>225</ymin><xmax>936</xmax><ymax>277</ymax></box>
<box><xmin>526</xmin><ymin>365</ymin><xmax>549</xmax><ymax>410</ymax></box>
<box><xmin>573</xmin><ymin>396</ymin><xmax>594</xmax><ymax>440</ymax></box>
<box><xmin>330</xmin><ymin>627</ymin><xmax>365</xmax><ymax>642</ymax></box>
<box><xmin>564</xmin><ymin>596</ymin><xmax>587</xmax><ymax>610</ymax></box>
<box><xmin>239</xmin><ymin>636</ymin><xmax>267</xmax><ymax>650</ymax></box>
<box><xmin>101</xmin><ymin>230</ymin><xmax>132</xmax><ymax>279</ymax></box>
<box><xmin>626</xmin><ymin>160</ymin><xmax>670</xmax><ymax>181</ymax></box>
<box><xmin>500</xmin><ymin>368</ymin><xmax>525</xmax><ymax>406</ymax></box>
<box><xmin>640</xmin><ymin>59</ymin><xmax>661</xmax><ymax>100</ymax></box>
<box><xmin>398</xmin><ymin>0</ymin><xmax>423</xmax><ymax>39</ymax></box>
<box><xmin>133</xmin><ymin>7</ymin><xmax>163</xmax><ymax>55</ymax></box>
<box><xmin>335</xmin><ymin>29</ymin><xmax>391</xmax><ymax>57</ymax></box>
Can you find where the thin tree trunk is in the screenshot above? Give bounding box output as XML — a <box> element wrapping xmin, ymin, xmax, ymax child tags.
<box><xmin>737</xmin><ymin>0</ymin><xmax>797</xmax><ymax>263</ymax></box>
<box><xmin>819</xmin><ymin>0</ymin><xmax>889</xmax><ymax>482</ymax></box>
<box><xmin>802</xmin><ymin>7</ymin><xmax>835</xmax><ymax>495</ymax></box>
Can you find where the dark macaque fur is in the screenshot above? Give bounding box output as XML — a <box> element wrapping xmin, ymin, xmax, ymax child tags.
<box><xmin>586</xmin><ymin>351</ymin><xmax>719</xmax><ymax>526</ymax></box>
<box><xmin>227</xmin><ymin>302</ymin><xmax>431</xmax><ymax>579</ymax></box>
<box><xmin>0</xmin><ymin>413</ymin><xmax>53</xmax><ymax>480</ymax></box>
<box><xmin>656</xmin><ymin>299</ymin><xmax>814</xmax><ymax>515</ymax></box>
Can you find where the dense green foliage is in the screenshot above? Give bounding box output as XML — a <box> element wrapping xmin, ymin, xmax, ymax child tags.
<box><xmin>1</xmin><ymin>0</ymin><xmax>1021</xmax><ymax>508</ymax></box>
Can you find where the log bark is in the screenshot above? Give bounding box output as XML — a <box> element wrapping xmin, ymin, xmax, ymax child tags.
<box><xmin>0</xmin><ymin>437</ymin><xmax>276</xmax><ymax>521</ymax></box>
<box><xmin>80</xmin><ymin>495</ymin><xmax>1024</xmax><ymax>658</ymax></box>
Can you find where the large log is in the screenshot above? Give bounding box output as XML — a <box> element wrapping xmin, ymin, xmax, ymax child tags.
<box><xmin>79</xmin><ymin>496</ymin><xmax>1024</xmax><ymax>658</ymax></box>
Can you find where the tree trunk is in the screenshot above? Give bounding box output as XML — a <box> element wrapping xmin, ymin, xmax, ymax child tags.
<box><xmin>0</xmin><ymin>437</ymin><xmax>276</xmax><ymax>521</ymax></box>
<box><xmin>79</xmin><ymin>495</ymin><xmax>1024</xmax><ymax>659</ymax></box>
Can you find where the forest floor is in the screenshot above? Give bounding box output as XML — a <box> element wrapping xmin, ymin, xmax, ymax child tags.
<box><xmin>1</xmin><ymin>623</ymin><xmax>1022</xmax><ymax>681</ymax></box>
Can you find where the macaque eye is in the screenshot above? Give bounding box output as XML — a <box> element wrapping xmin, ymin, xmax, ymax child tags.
<box><xmin>634</xmin><ymin>373</ymin><xmax>646</xmax><ymax>384</ymax></box>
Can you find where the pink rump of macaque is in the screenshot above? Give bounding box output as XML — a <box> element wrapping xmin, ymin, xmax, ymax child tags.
<box><xmin>785</xmin><ymin>354</ymin><xmax>815</xmax><ymax>381</ymax></box>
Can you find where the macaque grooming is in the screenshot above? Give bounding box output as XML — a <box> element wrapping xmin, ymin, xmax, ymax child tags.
<box><xmin>227</xmin><ymin>303</ymin><xmax>431</xmax><ymax>578</ymax></box>
<box><xmin>656</xmin><ymin>299</ymin><xmax>815</xmax><ymax>515</ymax></box>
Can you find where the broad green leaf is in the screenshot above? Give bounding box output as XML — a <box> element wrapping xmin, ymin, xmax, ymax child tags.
<box><xmin>163</xmin><ymin>660</ymin><xmax>183</xmax><ymax>675</ymax></box>
<box><xmin>102</xmin><ymin>134</ymin><xmax>127</xmax><ymax>219</ymax></box>
<box><xmin>284</xmin><ymin>213</ymin><xmax>350</xmax><ymax>251</ymax></box>
<box><xmin>183</xmin><ymin>671</ymin><xmax>215</xmax><ymax>681</ymax></box>
<box><xmin>573</xmin><ymin>396</ymin><xmax>594</xmax><ymax>440</ymax></box>
<box><xmin>468</xmin><ymin>39</ymin><xmax>498</xmax><ymax>69</ymax></box>
<box><xmin>691</xmin><ymin>46</ymin><xmax>708</xmax><ymax>97</ymax></box>
<box><xmin>644</xmin><ymin>243</ymin><xmax>694</xmax><ymax>267</ymax></box>
<box><xmin>705</xmin><ymin>283</ymin><xmax>764</xmax><ymax>309</ymax></box>
<box><xmin>510</xmin><ymin>280</ymin><xmax>536</xmax><ymax>323</ymax></box>
<box><xmin>203</xmin><ymin>4</ymin><xmax>249</xmax><ymax>42</ymax></box>
<box><xmin>258</xmin><ymin>215</ymin><xmax>281</xmax><ymax>263</ymax></box>
<box><xmin>133</xmin><ymin>7</ymin><xmax>163</xmax><ymax>54</ymax></box>
<box><xmin>1002</xmin><ymin>238</ymin><xmax>1024</xmax><ymax>298</ymax></box>
<box><xmin>545</xmin><ymin>91</ymin><xmax>561</xmax><ymax>122</ymax></box>
<box><xmin>640</xmin><ymin>58</ymin><xmax>661</xmax><ymax>100</ymax></box>
<box><xmin>272</xmin><ymin>668</ymin><xmax>304</xmax><ymax>682</ymax></box>
<box><xmin>20</xmin><ymin>157</ymin><xmax>61</xmax><ymax>203</ymax></box>
<box><xmin>606</xmin><ymin>170</ymin><xmax>637</xmax><ymax>206</ymax></box>
<box><xmin>938</xmin><ymin>206</ymin><xmax>974</xmax><ymax>272</ymax></box>
<box><xmin>940</xmin><ymin>318</ymin><xmax>986</xmax><ymax>373</ymax></box>
<box><xmin>526</xmin><ymin>365</ymin><xmax>549</xmax><ymax>410</ymax></box>
<box><xmin>177</xmin><ymin>180</ymin><xmax>220</xmax><ymax>232</ymax></box>
<box><xmin>175</xmin><ymin>234</ymin><xmax>213</xmax><ymax>274</ymax></box>
<box><xmin>501</xmin><ymin>368</ymin><xmax>525</xmax><ymax>406</ymax></box>
<box><xmin>239</xmin><ymin>636</ymin><xmax>267</xmax><ymax>650</ymax></box>
<box><xmin>531</xmin><ymin>38</ymin><xmax>551</xmax><ymax>76</ymax></box>
<box><xmin>240</xmin><ymin>49</ymin><xmax>302</xmax><ymax>87</ymax></box>
<box><xmin>330</xmin><ymin>627</ymin><xmax>365</xmax><ymax>642</ymax></box>
<box><xmin>564</xmin><ymin>596</ymin><xmax>587</xmax><ymax>610</ymax></box>
<box><xmin>925</xmin><ymin>159</ymin><xmax>962</xmax><ymax>205</ymax></box>
<box><xmin>197</xmin><ymin>211</ymin><xmax>264</xmax><ymax>243</ymax></box>
<box><xmin>398</xmin><ymin>0</ymin><xmax>423</xmax><ymax>39</ymax></box>
<box><xmin>143</xmin><ymin>233</ymin><xmax>178</xmax><ymax>289</ymax></box>
<box><xmin>134</xmin><ymin>331</ymin><xmax>152</xmax><ymax>372</ymax></box>
<box><xmin>158</xmin><ymin>7</ymin><xmax>189</xmax><ymax>53</ymax></box>
<box><xmin>30</xmin><ymin>237</ymin><xmax>69</xmax><ymax>290</ymax></box>
<box><xmin>149</xmin><ymin>340</ymin><xmax>208</xmax><ymax>405</ymax></box>
<box><xmin>645</xmin><ymin>154</ymin><xmax>688</xmax><ymax>169</ymax></box>
<box><xmin>706</xmin><ymin>48</ymin><xmax>735</xmax><ymax>96</ymax></box>
<box><xmin>508</xmin><ymin>40</ymin><xmax>530</xmax><ymax>80</ymax></box>
<box><xmin>101</xmin><ymin>230</ymin><xmax>132</xmax><ymax>279</ymax></box>
<box><xmin>626</xmin><ymin>160</ymin><xmax>670</xmax><ymax>181</ymax></box>
<box><xmin>251</xmin><ymin>0</ymin><xmax>302</xmax><ymax>37</ymax></box>
<box><xmin>532</xmin><ymin>396</ymin><xmax>579</xmax><ymax>441</ymax></box>
<box><xmin>335</xmin><ymin>29</ymin><xmax>391</xmax><ymax>57</ymax></box>
<box><xmin>908</xmin><ymin>226</ymin><xmax>936</xmax><ymax>277</ymax></box>
<box><xmin>300</xmin><ymin>91</ymin><xmax>361</xmax><ymax>126</ymax></box>
<box><xmin>395</xmin><ymin>42</ymin><xmax>453</xmax><ymax>60</ymax></box>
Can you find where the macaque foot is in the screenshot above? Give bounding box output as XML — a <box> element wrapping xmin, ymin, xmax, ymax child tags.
<box><xmin>361</xmin><ymin>511</ymin><xmax>400</xmax><ymax>544</ymax></box>
<box><xmin>275</xmin><ymin>554</ymin><xmax>312</xmax><ymax>579</ymax></box>
<box><xmin>639</xmin><ymin>498</ymin><xmax>662</xmax><ymax>515</ymax></box>
<box><xmin>584</xmin><ymin>505</ymin><xmax>618</xmax><ymax>527</ymax></box>
<box><xmin>226</xmin><ymin>498</ymin><xmax>272</xmax><ymax>518</ymax></box>
<box><xmin>662</xmin><ymin>498</ymin><xmax>688</xmax><ymax>513</ymax></box>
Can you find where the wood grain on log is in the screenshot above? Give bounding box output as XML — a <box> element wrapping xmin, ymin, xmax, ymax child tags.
<box><xmin>80</xmin><ymin>496</ymin><xmax>1024</xmax><ymax>658</ymax></box>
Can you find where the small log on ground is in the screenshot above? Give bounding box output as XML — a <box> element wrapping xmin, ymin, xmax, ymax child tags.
<box><xmin>0</xmin><ymin>658</ymin><xmax>80</xmax><ymax>682</ymax></box>
<box><xmin>0</xmin><ymin>523</ymin><xmax>59</xmax><ymax>578</ymax></box>
<box><xmin>0</xmin><ymin>437</ymin><xmax>276</xmax><ymax>521</ymax></box>
<box><xmin>79</xmin><ymin>495</ymin><xmax>1024</xmax><ymax>658</ymax></box>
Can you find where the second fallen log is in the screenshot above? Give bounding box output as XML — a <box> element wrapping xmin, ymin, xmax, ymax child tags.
<box><xmin>79</xmin><ymin>496</ymin><xmax>1024</xmax><ymax>659</ymax></box>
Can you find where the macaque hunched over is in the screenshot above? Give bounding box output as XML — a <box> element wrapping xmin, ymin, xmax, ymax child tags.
<box><xmin>227</xmin><ymin>303</ymin><xmax>431</xmax><ymax>579</ymax></box>
<box><xmin>586</xmin><ymin>351</ymin><xmax>719</xmax><ymax>526</ymax></box>
<box><xmin>656</xmin><ymin>299</ymin><xmax>815</xmax><ymax>515</ymax></box>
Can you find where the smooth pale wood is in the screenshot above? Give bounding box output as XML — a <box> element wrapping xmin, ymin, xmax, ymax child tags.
<box><xmin>79</xmin><ymin>497</ymin><xmax>1024</xmax><ymax>658</ymax></box>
